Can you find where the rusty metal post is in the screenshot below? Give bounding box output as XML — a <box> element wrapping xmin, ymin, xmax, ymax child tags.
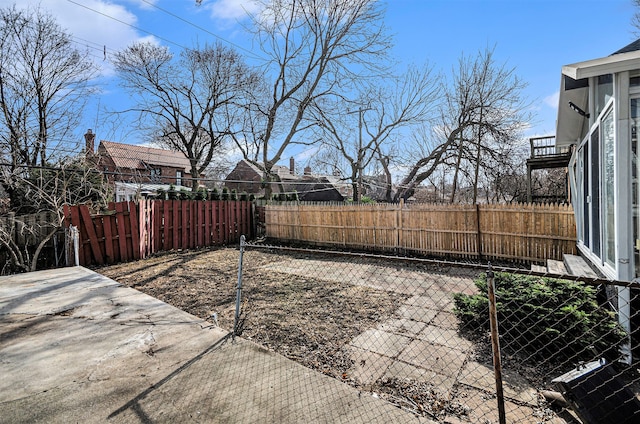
<box><xmin>487</xmin><ymin>264</ymin><xmax>506</xmax><ymax>424</ymax></box>
<box><xmin>233</xmin><ymin>235</ymin><xmax>246</xmax><ymax>341</ymax></box>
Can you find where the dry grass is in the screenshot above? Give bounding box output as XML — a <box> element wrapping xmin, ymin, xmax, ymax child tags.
<box><xmin>96</xmin><ymin>247</ymin><xmax>406</xmax><ymax>382</ymax></box>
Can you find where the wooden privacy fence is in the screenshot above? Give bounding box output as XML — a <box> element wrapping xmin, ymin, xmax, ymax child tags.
<box><xmin>265</xmin><ymin>202</ymin><xmax>577</xmax><ymax>263</ymax></box>
<box><xmin>64</xmin><ymin>200</ymin><xmax>253</xmax><ymax>267</ymax></box>
<box><xmin>0</xmin><ymin>211</ymin><xmax>59</xmax><ymax>247</ymax></box>
<box><xmin>0</xmin><ymin>211</ymin><xmax>67</xmax><ymax>272</ymax></box>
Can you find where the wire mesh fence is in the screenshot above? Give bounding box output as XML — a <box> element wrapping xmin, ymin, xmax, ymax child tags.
<box><xmin>97</xmin><ymin>242</ymin><xmax>640</xmax><ymax>423</ymax></box>
<box><xmin>230</xmin><ymin>241</ymin><xmax>640</xmax><ymax>423</ymax></box>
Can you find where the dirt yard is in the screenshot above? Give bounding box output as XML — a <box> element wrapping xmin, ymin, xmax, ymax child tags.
<box><xmin>95</xmin><ymin>246</ymin><xmax>565</xmax><ymax>422</ymax></box>
<box><xmin>95</xmin><ymin>247</ymin><xmax>407</xmax><ymax>382</ymax></box>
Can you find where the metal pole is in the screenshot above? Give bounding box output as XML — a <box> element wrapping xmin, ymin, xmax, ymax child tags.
<box><xmin>72</xmin><ymin>225</ymin><xmax>79</xmax><ymax>267</ymax></box>
<box><xmin>357</xmin><ymin>108</ymin><xmax>363</xmax><ymax>203</ymax></box>
<box><xmin>233</xmin><ymin>235</ymin><xmax>246</xmax><ymax>340</ymax></box>
<box><xmin>487</xmin><ymin>264</ymin><xmax>506</xmax><ymax>424</ymax></box>
<box><xmin>347</xmin><ymin>106</ymin><xmax>370</xmax><ymax>203</ymax></box>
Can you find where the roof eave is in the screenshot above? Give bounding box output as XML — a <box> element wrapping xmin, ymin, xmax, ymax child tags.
<box><xmin>562</xmin><ymin>50</ymin><xmax>640</xmax><ymax>80</ymax></box>
<box><xmin>556</xmin><ymin>76</ymin><xmax>589</xmax><ymax>147</ymax></box>
<box><xmin>556</xmin><ymin>50</ymin><xmax>640</xmax><ymax>147</ymax></box>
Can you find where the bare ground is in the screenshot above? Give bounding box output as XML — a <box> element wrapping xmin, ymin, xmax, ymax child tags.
<box><xmin>95</xmin><ymin>247</ymin><xmax>406</xmax><ymax>382</ymax></box>
<box><xmin>95</xmin><ymin>246</ymin><xmax>568</xmax><ymax>422</ymax></box>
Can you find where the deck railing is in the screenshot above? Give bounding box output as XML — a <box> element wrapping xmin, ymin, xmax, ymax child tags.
<box><xmin>529</xmin><ymin>135</ymin><xmax>571</xmax><ymax>158</ymax></box>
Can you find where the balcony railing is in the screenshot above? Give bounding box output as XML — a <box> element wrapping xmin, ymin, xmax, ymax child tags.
<box><xmin>529</xmin><ymin>135</ymin><xmax>571</xmax><ymax>158</ymax></box>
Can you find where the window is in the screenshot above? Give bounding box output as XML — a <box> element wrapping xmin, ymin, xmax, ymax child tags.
<box><xmin>581</xmin><ymin>147</ymin><xmax>590</xmax><ymax>247</ymax></box>
<box><xmin>596</xmin><ymin>74</ymin><xmax>613</xmax><ymax>117</ymax></box>
<box><xmin>632</xmin><ymin>98</ymin><xmax>640</xmax><ymax>277</ymax></box>
<box><xmin>150</xmin><ymin>168</ymin><xmax>161</xmax><ymax>183</ymax></box>
<box><xmin>176</xmin><ymin>171</ymin><xmax>182</xmax><ymax>186</ymax></box>
<box><xmin>590</xmin><ymin>128</ymin><xmax>601</xmax><ymax>258</ymax></box>
<box><xmin>602</xmin><ymin>108</ymin><xmax>615</xmax><ymax>267</ymax></box>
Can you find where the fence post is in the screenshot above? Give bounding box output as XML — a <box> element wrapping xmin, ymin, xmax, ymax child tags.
<box><xmin>233</xmin><ymin>235</ymin><xmax>246</xmax><ymax>341</ymax></box>
<box><xmin>476</xmin><ymin>203</ymin><xmax>483</xmax><ymax>260</ymax></box>
<box><xmin>487</xmin><ymin>263</ymin><xmax>506</xmax><ymax>424</ymax></box>
<box><xmin>67</xmin><ymin>225</ymin><xmax>80</xmax><ymax>267</ymax></box>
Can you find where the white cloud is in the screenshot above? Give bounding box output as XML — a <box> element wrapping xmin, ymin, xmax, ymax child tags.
<box><xmin>204</xmin><ymin>0</ymin><xmax>261</xmax><ymax>22</ymax></box>
<box><xmin>0</xmin><ymin>0</ymin><xmax>155</xmax><ymax>77</ymax></box>
<box><xmin>125</xmin><ymin>0</ymin><xmax>158</xmax><ymax>10</ymax></box>
<box><xmin>2</xmin><ymin>0</ymin><xmax>145</xmax><ymax>52</ymax></box>
<box><xmin>544</xmin><ymin>91</ymin><xmax>559</xmax><ymax>109</ymax></box>
<box><xmin>294</xmin><ymin>146</ymin><xmax>320</xmax><ymax>162</ymax></box>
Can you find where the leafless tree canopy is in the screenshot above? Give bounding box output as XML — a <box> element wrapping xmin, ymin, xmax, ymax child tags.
<box><xmin>113</xmin><ymin>42</ymin><xmax>259</xmax><ymax>187</ymax></box>
<box><xmin>633</xmin><ymin>0</ymin><xmax>640</xmax><ymax>34</ymax></box>
<box><xmin>309</xmin><ymin>63</ymin><xmax>440</xmax><ymax>201</ymax></box>
<box><xmin>0</xmin><ymin>5</ymin><xmax>96</xmax><ymax>168</ymax></box>
<box><xmin>395</xmin><ymin>47</ymin><xmax>531</xmax><ymax>202</ymax></box>
<box><xmin>231</xmin><ymin>0</ymin><xmax>392</xmax><ymax>196</ymax></box>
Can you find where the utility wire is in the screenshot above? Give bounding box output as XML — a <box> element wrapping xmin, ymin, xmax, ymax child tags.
<box><xmin>139</xmin><ymin>0</ymin><xmax>264</xmax><ymax>61</ymax></box>
<box><xmin>65</xmin><ymin>0</ymin><xmax>190</xmax><ymax>51</ymax></box>
<box><xmin>65</xmin><ymin>0</ymin><xmax>264</xmax><ymax>61</ymax></box>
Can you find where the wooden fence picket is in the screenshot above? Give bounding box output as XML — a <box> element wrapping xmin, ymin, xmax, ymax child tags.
<box><xmin>265</xmin><ymin>202</ymin><xmax>577</xmax><ymax>263</ymax></box>
<box><xmin>58</xmin><ymin>200</ymin><xmax>252</xmax><ymax>267</ymax></box>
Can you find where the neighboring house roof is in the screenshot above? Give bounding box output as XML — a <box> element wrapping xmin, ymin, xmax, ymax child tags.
<box><xmin>234</xmin><ymin>159</ymin><xmax>262</xmax><ymax>176</ymax></box>
<box><xmin>229</xmin><ymin>159</ymin><xmax>304</xmax><ymax>181</ymax></box>
<box><xmin>225</xmin><ymin>159</ymin><xmax>347</xmax><ymax>201</ymax></box>
<box><xmin>114</xmin><ymin>182</ymin><xmax>191</xmax><ymax>202</ymax></box>
<box><xmin>612</xmin><ymin>39</ymin><xmax>640</xmax><ymax>55</ymax></box>
<box><xmin>284</xmin><ymin>177</ymin><xmax>345</xmax><ymax>202</ymax></box>
<box><xmin>100</xmin><ymin>141</ymin><xmax>191</xmax><ymax>171</ymax></box>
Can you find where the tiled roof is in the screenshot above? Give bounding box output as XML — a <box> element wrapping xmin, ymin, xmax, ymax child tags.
<box><xmin>612</xmin><ymin>39</ymin><xmax>640</xmax><ymax>55</ymax></box>
<box><xmin>100</xmin><ymin>141</ymin><xmax>191</xmax><ymax>171</ymax></box>
<box><xmin>238</xmin><ymin>159</ymin><xmax>296</xmax><ymax>179</ymax></box>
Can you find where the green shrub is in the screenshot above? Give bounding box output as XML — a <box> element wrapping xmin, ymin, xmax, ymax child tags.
<box><xmin>287</xmin><ymin>190</ymin><xmax>299</xmax><ymax>201</ymax></box>
<box><xmin>239</xmin><ymin>191</ymin><xmax>248</xmax><ymax>201</ymax></box>
<box><xmin>360</xmin><ymin>195</ymin><xmax>375</xmax><ymax>204</ymax></box>
<box><xmin>453</xmin><ymin>272</ymin><xmax>627</xmax><ymax>365</ymax></box>
<box><xmin>210</xmin><ymin>188</ymin><xmax>220</xmax><ymax>200</ymax></box>
<box><xmin>195</xmin><ymin>187</ymin><xmax>207</xmax><ymax>200</ymax></box>
<box><xmin>167</xmin><ymin>185</ymin><xmax>178</xmax><ymax>200</ymax></box>
<box><xmin>230</xmin><ymin>189</ymin><xmax>238</xmax><ymax>201</ymax></box>
<box><xmin>221</xmin><ymin>187</ymin><xmax>229</xmax><ymax>200</ymax></box>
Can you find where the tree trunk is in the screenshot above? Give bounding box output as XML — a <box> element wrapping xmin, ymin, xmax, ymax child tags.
<box><xmin>450</xmin><ymin>140</ymin><xmax>464</xmax><ymax>203</ymax></box>
<box><xmin>472</xmin><ymin>109</ymin><xmax>484</xmax><ymax>204</ymax></box>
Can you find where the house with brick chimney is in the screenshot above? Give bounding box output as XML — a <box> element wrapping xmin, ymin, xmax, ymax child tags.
<box><xmin>224</xmin><ymin>158</ymin><xmax>348</xmax><ymax>201</ymax></box>
<box><xmin>84</xmin><ymin>129</ymin><xmax>198</xmax><ymax>201</ymax></box>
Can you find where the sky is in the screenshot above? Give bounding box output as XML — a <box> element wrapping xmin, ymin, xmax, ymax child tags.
<box><xmin>2</xmin><ymin>0</ymin><xmax>638</xmax><ymax>167</ymax></box>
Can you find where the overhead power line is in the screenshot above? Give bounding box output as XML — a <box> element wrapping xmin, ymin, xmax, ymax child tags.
<box><xmin>139</xmin><ymin>0</ymin><xmax>264</xmax><ymax>61</ymax></box>
<box><xmin>65</xmin><ymin>0</ymin><xmax>264</xmax><ymax>61</ymax></box>
<box><xmin>65</xmin><ymin>0</ymin><xmax>190</xmax><ymax>51</ymax></box>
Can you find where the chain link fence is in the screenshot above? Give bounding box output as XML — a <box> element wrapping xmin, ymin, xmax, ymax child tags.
<box><xmin>227</xmin><ymin>240</ymin><xmax>640</xmax><ymax>423</ymax></box>
<box><xmin>100</xmin><ymin>241</ymin><xmax>640</xmax><ymax>423</ymax></box>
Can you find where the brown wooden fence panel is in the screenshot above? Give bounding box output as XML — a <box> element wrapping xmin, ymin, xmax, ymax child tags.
<box><xmin>63</xmin><ymin>200</ymin><xmax>252</xmax><ymax>267</ymax></box>
<box><xmin>265</xmin><ymin>202</ymin><xmax>577</xmax><ymax>263</ymax></box>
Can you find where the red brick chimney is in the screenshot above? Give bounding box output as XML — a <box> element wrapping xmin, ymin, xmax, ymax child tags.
<box><xmin>84</xmin><ymin>129</ymin><xmax>95</xmax><ymax>155</ymax></box>
<box><xmin>290</xmin><ymin>157</ymin><xmax>295</xmax><ymax>175</ymax></box>
<box><xmin>304</xmin><ymin>165</ymin><xmax>312</xmax><ymax>175</ymax></box>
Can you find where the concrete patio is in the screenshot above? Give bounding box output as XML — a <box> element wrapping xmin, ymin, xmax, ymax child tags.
<box><xmin>0</xmin><ymin>266</ymin><xmax>429</xmax><ymax>423</ymax></box>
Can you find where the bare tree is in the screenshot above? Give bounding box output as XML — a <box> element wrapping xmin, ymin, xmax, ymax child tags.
<box><xmin>230</xmin><ymin>0</ymin><xmax>391</xmax><ymax>198</ymax></box>
<box><xmin>309</xmin><ymin>63</ymin><xmax>439</xmax><ymax>202</ymax></box>
<box><xmin>0</xmin><ymin>156</ymin><xmax>109</xmax><ymax>273</ymax></box>
<box><xmin>0</xmin><ymin>5</ymin><xmax>97</xmax><ymax>208</ymax></box>
<box><xmin>113</xmin><ymin>42</ymin><xmax>259</xmax><ymax>188</ymax></box>
<box><xmin>395</xmin><ymin>48</ymin><xmax>531</xmax><ymax>202</ymax></box>
<box><xmin>633</xmin><ymin>0</ymin><xmax>640</xmax><ymax>33</ymax></box>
